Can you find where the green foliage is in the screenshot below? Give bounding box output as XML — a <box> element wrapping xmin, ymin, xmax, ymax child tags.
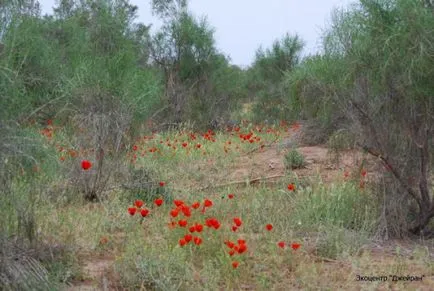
<box><xmin>248</xmin><ymin>33</ymin><xmax>304</xmax><ymax>123</ymax></box>
<box><xmin>284</xmin><ymin>148</ymin><xmax>306</xmax><ymax>170</ymax></box>
<box><xmin>288</xmin><ymin>0</ymin><xmax>434</xmax><ymax>235</ymax></box>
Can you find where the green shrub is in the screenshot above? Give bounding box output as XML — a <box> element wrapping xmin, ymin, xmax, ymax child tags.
<box><xmin>284</xmin><ymin>148</ymin><xmax>305</xmax><ymax>170</ymax></box>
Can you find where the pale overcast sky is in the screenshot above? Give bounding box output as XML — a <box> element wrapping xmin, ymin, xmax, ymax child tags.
<box><xmin>39</xmin><ymin>0</ymin><xmax>355</xmax><ymax>67</ymax></box>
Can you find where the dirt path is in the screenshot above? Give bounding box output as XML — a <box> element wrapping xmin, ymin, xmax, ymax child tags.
<box><xmin>66</xmin><ymin>256</ymin><xmax>116</xmax><ymax>291</ymax></box>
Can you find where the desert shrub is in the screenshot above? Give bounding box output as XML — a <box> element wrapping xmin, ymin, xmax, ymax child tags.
<box><xmin>288</xmin><ymin>0</ymin><xmax>434</xmax><ymax>236</ymax></box>
<box><xmin>284</xmin><ymin>148</ymin><xmax>306</xmax><ymax>170</ymax></box>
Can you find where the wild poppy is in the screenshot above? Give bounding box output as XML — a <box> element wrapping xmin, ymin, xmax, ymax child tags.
<box><xmin>159</xmin><ymin>181</ymin><xmax>165</xmax><ymax>187</ymax></box>
<box><xmin>189</xmin><ymin>226</ymin><xmax>196</xmax><ymax>233</ymax></box>
<box><xmin>184</xmin><ymin>234</ymin><xmax>193</xmax><ymax>243</ymax></box>
<box><xmin>237</xmin><ymin>243</ymin><xmax>247</xmax><ymax>254</ymax></box>
<box><xmin>229</xmin><ymin>249</ymin><xmax>235</xmax><ymax>256</ymax></box>
<box><xmin>192</xmin><ymin>201</ymin><xmax>200</xmax><ymax>209</ymax></box>
<box><xmin>278</xmin><ymin>241</ymin><xmax>285</xmax><ymax>249</ymax></box>
<box><xmin>140</xmin><ymin>208</ymin><xmax>149</xmax><ymax>217</ymax></box>
<box><xmin>178</xmin><ymin>219</ymin><xmax>187</xmax><ymax>227</ymax></box>
<box><xmin>228</xmin><ymin>193</ymin><xmax>234</xmax><ymax>199</ymax></box>
<box><xmin>174</xmin><ymin>200</ymin><xmax>184</xmax><ymax>207</ymax></box>
<box><xmin>132</xmin><ymin>145</ymin><xmax>138</xmax><ymax>151</ymax></box>
<box><xmin>232</xmin><ymin>226</ymin><xmax>238</xmax><ymax>232</ymax></box>
<box><xmin>266</xmin><ymin>224</ymin><xmax>273</xmax><ymax>231</ymax></box>
<box><xmin>193</xmin><ymin>236</ymin><xmax>202</xmax><ymax>245</ymax></box>
<box><xmin>154</xmin><ymin>198</ymin><xmax>163</xmax><ymax>206</ymax></box>
<box><xmin>204</xmin><ymin>199</ymin><xmax>213</xmax><ymax>207</ymax></box>
<box><xmin>233</xmin><ymin>217</ymin><xmax>242</xmax><ymax>227</ymax></box>
<box><xmin>181</xmin><ymin>205</ymin><xmax>191</xmax><ymax>217</ymax></box>
<box><xmin>135</xmin><ymin>199</ymin><xmax>144</xmax><ymax>208</ymax></box>
<box><xmin>232</xmin><ymin>261</ymin><xmax>239</xmax><ymax>269</ymax></box>
<box><xmin>182</xmin><ymin>142</ymin><xmax>188</xmax><ymax>148</ymax></box>
<box><xmin>170</xmin><ymin>209</ymin><xmax>179</xmax><ymax>218</ymax></box>
<box><xmin>225</xmin><ymin>240</ymin><xmax>235</xmax><ymax>249</ymax></box>
<box><xmin>195</xmin><ymin>223</ymin><xmax>203</xmax><ymax>232</ymax></box>
<box><xmin>361</xmin><ymin>169</ymin><xmax>367</xmax><ymax>177</ymax></box>
<box><xmin>127</xmin><ymin>207</ymin><xmax>137</xmax><ymax>216</ymax></box>
<box><xmin>291</xmin><ymin>242</ymin><xmax>301</xmax><ymax>250</ymax></box>
<box><xmin>179</xmin><ymin>238</ymin><xmax>187</xmax><ymax>247</ymax></box>
<box><xmin>287</xmin><ymin>183</ymin><xmax>296</xmax><ymax>191</ymax></box>
<box><xmin>81</xmin><ymin>160</ymin><xmax>92</xmax><ymax>170</ymax></box>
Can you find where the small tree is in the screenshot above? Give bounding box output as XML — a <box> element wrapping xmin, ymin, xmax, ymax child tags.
<box><xmin>290</xmin><ymin>0</ymin><xmax>434</xmax><ymax>237</ymax></box>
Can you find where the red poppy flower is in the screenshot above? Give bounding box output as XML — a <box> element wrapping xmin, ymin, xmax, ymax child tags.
<box><xmin>135</xmin><ymin>199</ymin><xmax>144</xmax><ymax>208</ymax></box>
<box><xmin>170</xmin><ymin>209</ymin><xmax>179</xmax><ymax>218</ymax></box>
<box><xmin>237</xmin><ymin>243</ymin><xmax>247</xmax><ymax>254</ymax></box>
<box><xmin>192</xmin><ymin>202</ymin><xmax>200</xmax><ymax>209</ymax></box>
<box><xmin>193</xmin><ymin>236</ymin><xmax>202</xmax><ymax>245</ymax></box>
<box><xmin>168</xmin><ymin>221</ymin><xmax>177</xmax><ymax>229</ymax></box>
<box><xmin>204</xmin><ymin>199</ymin><xmax>213</xmax><ymax>207</ymax></box>
<box><xmin>174</xmin><ymin>200</ymin><xmax>184</xmax><ymax>207</ymax></box>
<box><xmin>81</xmin><ymin>160</ymin><xmax>92</xmax><ymax>170</ymax></box>
<box><xmin>127</xmin><ymin>207</ymin><xmax>137</xmax><ymax>216</ymax></box>
<box><xmin>229</xmin><ymin>249</ymin><xmax>235</xmax><ymax>256</ymax></box>
<box><xmin>237</xmin><ymin>239</ymin><xmax>246</xmax><ymax>245</ymax></box>
<box><xmin>179</xmin><ymin>238</ymin><xmax>187</xmax><ymax>247</ymax></box>
<box><xmin>195</xmin><ymin>224</ymin><xmax>203</xmax><ymax>232</ymax></box>
<box><xmin>189</xmin><ymin>226</ymin><xmax>196</xmax><ymax>233</ymax></box>
<box><xmin>184</xmin><ymin>234</ymin><xmax>193</xmax><ymax>243</ymax></box>
<box><xmin>154</xmin><ymin>198</ymin><xmax>163</xmax><ymax>206</ymax></box>
<box><xmin>180</xmin><ymin>205</ymin><xmax>191</xmax><ymax>217</ymax></box>
<box><xmin>291</xmin><ymin>242</ymin><xmax>301</xmax><ymax>250</ymax></box>
<box><xmin>225</xmin><ymin>240</ymin><xmax>235</xmax><ymax>248</ymax></box>
<box><xmin>178</xmin><ymin>219</ymin><xmax>187</xmax><ymax>227</ymax></box>
<box><xmin>361</xmin><ymin>169</ymin><xmax>367</xmax><ymax>177</ymax></box>
<box><xmin>233</xmin><ymin>217</ymin><xmax>242</xmax><ymax>227</ymax></box>
<box><xmin>232</xmin><ymin>226</ymin><xmax>238</xmax><ymax>232</ymax></box>
<box><xmin>228</xmin><ymin>193</ymin><xmax>234</xmax><ymax>199</ymax></box>
<box><xmin>232</xmin><ymin>261</ymin><xmax>239</xmax><ymax>269</ymax></box>
<box><xmin>278</xmin><ymin>241</ymin><xmax>285</xmax><ymax>249</ymax></box>
<box><xmin>287</xmin><ymin>183</ymin><xmax>296</xmax><ymax>191</ymax></box>
<box><xmin>182</xmin><ymin>142</ymin><xmax>188</xmax><ymax>148</ymax></box>
<box><xmin>196</xmin><ymin>143</ymin><xmax>201</xmax><ymax>149</ymax></box>
<box><xmin>132</xmin><ymin>145</ymin><xmax>138</xmax><ymax>151</ymax></box>
<box><xmin>140</xmin><ymin>208</ymin><xmax>149</xmax><ymax>217</ymax></box>
<box><xmin>159</xmin><ymin>181</ymin><xmax>165</xmax><ymax>187</ymax></box>
<box><xmin>266</xmin><ymin>224</ymin><xmax>273</xmax><ymax>231</ymax></box>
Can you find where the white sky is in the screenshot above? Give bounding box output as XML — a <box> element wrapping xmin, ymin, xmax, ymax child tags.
<box><xmin>39</xmin><ymin>0</ymin><xmax>355</xmax><ymax>67</ymax></box>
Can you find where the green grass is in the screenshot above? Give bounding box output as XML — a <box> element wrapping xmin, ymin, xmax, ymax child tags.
<box><xmin>2</xmin><ymin>123</ymin><xmax>433</xmax><ymax>290</ymax></box>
